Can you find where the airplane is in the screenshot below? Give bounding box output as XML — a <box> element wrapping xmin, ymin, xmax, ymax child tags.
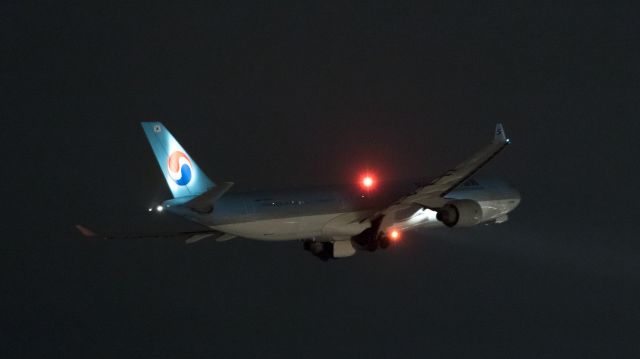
<box><xmin>77</xmin><ymin>122</ymin><xmax>520</xmax><ymax>260</ymax></box>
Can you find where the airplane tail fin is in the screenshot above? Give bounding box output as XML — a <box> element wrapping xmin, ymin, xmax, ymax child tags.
<box><xmin>141</xmin><ymin>122</ymin><xmax>215</xmax><ymax>198</ymax></box>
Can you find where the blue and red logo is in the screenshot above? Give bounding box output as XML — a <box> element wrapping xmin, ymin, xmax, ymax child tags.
<box><xmin>168</xmin><ymin>151</ymin><xmax>192</xmax><ymax>186</ymax></box>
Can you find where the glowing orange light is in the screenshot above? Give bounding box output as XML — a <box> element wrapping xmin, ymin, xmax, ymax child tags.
<box><xmin>389</xmin><ymin>229</ymin><xmax>401</xmax><ymax>241</ymax></box>
<box><xmin>363</xmin><ymin>176</ymin><xmax>373</xmax><ymax>187</ymax></box>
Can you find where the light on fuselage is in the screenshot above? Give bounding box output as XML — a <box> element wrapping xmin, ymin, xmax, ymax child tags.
<box><xmin>389</xmin><ymin>229</ymin><xmax>400</xmax><ymax>241</ymax></box>
<box><xmin>156</xmin><ymin>205</ymin><xmax>164</xmax><ymax>212</ymax></box>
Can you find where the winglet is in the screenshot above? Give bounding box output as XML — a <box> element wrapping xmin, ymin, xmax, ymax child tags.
<box><xmin>493</xmin><ymin>123</ymin><xmax>510</xmax><ymax>144</ymax></box>
<box><xmin>75</xmin><ymin>224</ymin><xmax>97</xmax><ymax>237</ymax></box>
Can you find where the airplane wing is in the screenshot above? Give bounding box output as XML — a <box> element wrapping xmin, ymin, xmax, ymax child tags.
<box><xmin>378</xmin><ymin>124</ymin><xmax>510</xmax><ymax>230</ymax></box>
<box><xmin>403</xmin><ymin>123</ymin><xmax>509</xmax><ymax>208</ymax></box>
<box><xmin>74</xmin><ymin>224</ymin><xmax>235</xmax><ymax>244</ymax></box>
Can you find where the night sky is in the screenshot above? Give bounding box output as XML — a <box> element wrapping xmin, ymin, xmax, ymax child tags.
<box><xmin>3</xmin><ymin>1</ymin><xmax>640</xmax><ymax>357</ymax></box>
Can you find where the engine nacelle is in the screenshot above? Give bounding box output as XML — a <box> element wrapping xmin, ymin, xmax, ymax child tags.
<box><xmin>333</xmin><ymin>240</ymin><xmax>356</xmax><ymax>258</ymax></box>
<box><xmin>436</xmin><ymin>200</ymin><xmax>483</xmax><ymax>227</ymax></box>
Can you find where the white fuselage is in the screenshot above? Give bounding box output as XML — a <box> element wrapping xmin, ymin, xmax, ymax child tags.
<box><xmin>169</xmin><ymin>177</ymin><xmax>521</xmax><ymax>241</ymax></box>
<box><xmin>211</xmin><ymin>197</ymin><xmax>519</xmax><ymax>241</ymax></box>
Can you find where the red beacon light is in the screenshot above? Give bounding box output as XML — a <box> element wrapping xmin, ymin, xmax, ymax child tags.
<box><xmin>363</xmin><ymin>176</ymin><xmax>374</xmax><ymax>188</ymax></box>
<box><xmin>359</xmin><ymin>173</ymin><xmax>376</xmax><ymax>191</ymax></box>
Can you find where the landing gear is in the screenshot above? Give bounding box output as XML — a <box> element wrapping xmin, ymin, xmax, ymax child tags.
<box><xmin>354</xmin><ymin>228</ymin><xmax>391</xmax><ymax>252</ymax></box>
<box><xmin>303</xmin><ymin>215</ymin><xmax>395</xmax><ymax>258</ymax></box>
<box><xmin>351</xmin><ymin>216</ymin><xmax>392</xmax><ymax>252</ymax></box>
<box><xmin>366</xmin><ymin>235</ymin><xmax>391</xmax><ymax>251</ymax></box>
<box><xmin>303</xmin><ymin>240</ymin><xmax>332</xmax><ymax>261</ymax></box>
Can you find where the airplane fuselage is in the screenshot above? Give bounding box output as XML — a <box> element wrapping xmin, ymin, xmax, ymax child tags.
<box><xmin>165</xmin><ymin>177</ymin><xmax>520</xmax><ymax>241</ymax></box>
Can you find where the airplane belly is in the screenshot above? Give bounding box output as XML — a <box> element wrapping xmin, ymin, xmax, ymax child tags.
<box><xmin>479</xmin><ymin>198</ymin><xmax>521</xmax><ymax>221</ymax></box>
<box><xmin>213</xmin><ymin>213</ymin><xmax>345</xmax><ymax>241</ymax></box>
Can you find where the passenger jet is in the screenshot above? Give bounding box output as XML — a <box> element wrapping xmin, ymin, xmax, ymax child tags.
<box><xmin>77</xmin><ymin>122</ymin><xmax>521</xmax><ymax>260</ymax></box>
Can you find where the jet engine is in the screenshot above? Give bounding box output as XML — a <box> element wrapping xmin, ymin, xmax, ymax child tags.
<box><xmin>436</xmin><ymin>199</ymin><xmax>483</xmax><ymax>227</ymax></box>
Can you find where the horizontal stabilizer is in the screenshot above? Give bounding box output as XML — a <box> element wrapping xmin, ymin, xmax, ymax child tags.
<box><xmin>75</xmin><ymin>224</ymin><xmax>97</xmax><ymax>237</ymax></box>
<box><xmin>184</xmin><ymin>182</ymin><xmax>234</xmax><ymax>213</ymax></box>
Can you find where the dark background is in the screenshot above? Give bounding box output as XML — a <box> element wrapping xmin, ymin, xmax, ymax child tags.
<box><xmin>3</xmin><ymin>1</ymin><xmax>639</xmax><ymax>357</ymax></box>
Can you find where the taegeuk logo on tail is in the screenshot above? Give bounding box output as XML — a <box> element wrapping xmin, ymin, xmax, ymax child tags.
<box><xmin>168</xmin><ymin>151</ymin><xmax>192</xmax><ymax>186</ymax></box>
